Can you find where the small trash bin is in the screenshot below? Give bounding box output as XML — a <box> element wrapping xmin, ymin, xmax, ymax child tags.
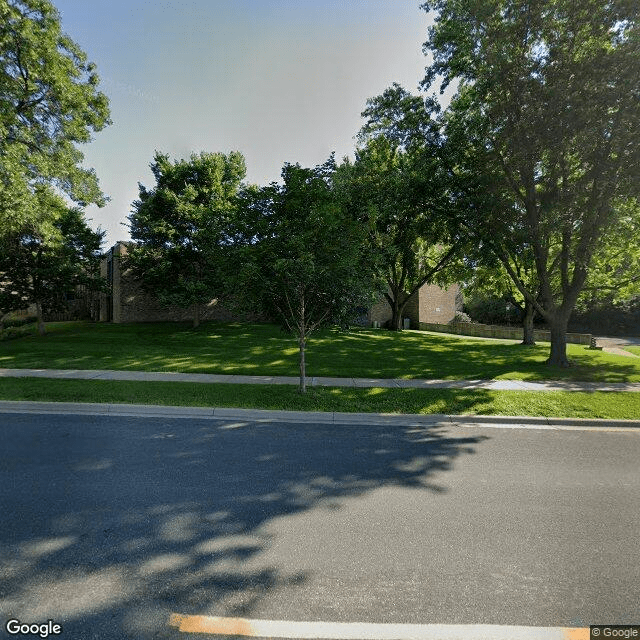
<box><xmin>403</xmin><ymin>318</ymin><xmax>410</xmax><ymax>330</ymax></box>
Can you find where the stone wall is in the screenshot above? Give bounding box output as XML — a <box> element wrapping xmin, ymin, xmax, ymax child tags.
<box><xmin>419</xmin><ymin>320</ymin><xmax>592</xmax><ymax>345</ymax></box>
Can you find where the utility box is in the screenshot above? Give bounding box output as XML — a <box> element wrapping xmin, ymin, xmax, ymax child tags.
<box><xmin>403</xmin><ymin>318</ymin><xmax>411</xmax><ymax>330</ymax></box>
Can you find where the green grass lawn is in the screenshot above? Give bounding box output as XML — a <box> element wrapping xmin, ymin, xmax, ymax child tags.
<box><xmin>2</xmin><ymin>320</ymin><xmax>640</xmax><ymax>383</ymax></box>
<box><xmin>2</xmin><ymin>377</ymin><xmax>640</xmax><ymax>419</ymax></box>
<box><xmin>624</xmin><ymin>346</ymin><xmax>640</xmax><ymax>357</ymax></box>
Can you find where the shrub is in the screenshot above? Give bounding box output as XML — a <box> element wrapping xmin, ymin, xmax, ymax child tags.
<box><xmin>569</xmin><ymin>296</ymin><xmax>640</xmax><ymax>336</ymax></box>
<box><xmin>0</xmin><ymin>314</ymin><xmax>38</xmax><ymax>329</ymax></box>
<box><xmin>465</xmin><ymin>296</ymin><xmax>522</xmax><ymax>325</ymax></box>
<box><xmin>0</xmin><ymin>323</ymin><xmax>36</xmax><ymax>341</ymax></box>
<box><xmin>449</xmin><ymin>311</ymin><xmax>473</xmax><ymax>324</ymax></box>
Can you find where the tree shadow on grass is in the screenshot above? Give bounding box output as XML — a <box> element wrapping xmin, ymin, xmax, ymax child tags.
<box><xmin>0</xmin><ymin>413</ymin><xmax>488</xmax><ymax>638</ymax></box>
<box><xmin>7</xmin><ymin>322</ymin><xmax>639</xmax><ymax>382</ymax></box>
<box><xmin>378</xmin><ymin>339</ymin><xmax>640</xmax><ymax>383</ymax></box>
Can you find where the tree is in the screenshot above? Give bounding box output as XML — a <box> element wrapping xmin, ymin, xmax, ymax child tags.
<box><xmin>422</xmin><ymin>0</ymin><xmax>640</xmax><ymax>366</ymax></box>
<box><xmin>0</xmin><ymin>188</ymin><xmax>106</xmax><ymax>335</ymax></box>
<box><xmin>463</xmin><ymin>255</ymin><xmax>541</xmax><ymax>344</ymax></box>
<box><xmin>125</xmin><ymin>151</ymin><xmax>247</xmax><ymax>328</ymax></box>
<box><xmin>466</xmin><ymin>197</ymin><xmax>640</xmax><ymax>342</ymax></box>
<box><xmin>336</xmin><ymin>85</ymin><xmax>466</xmax><ymax>331</ymax></box>
<box><xmin>235</xmin><ymin>158</ymin><xmax>382</xmax><ymax>393</ymax></box>
<box><xmin>0</xmin><ymin>0</ymin><xmax>111</xmax><ymax>236</ymax></box>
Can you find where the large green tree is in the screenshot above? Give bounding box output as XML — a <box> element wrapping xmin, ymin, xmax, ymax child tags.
<box><xmin>235</xmin><ymin>158</ymin><xmax>381</xmax><ymax>392</ymax></box>
<box><xmin>125</xmin><ymin>151</ymin><xmax>246</xmax><ymax>327</ymax></box>
<box><xmin>422</xmin><ymin>0</ymin><xmax>640</xmax><ymax>365</ymax></box>
<box><xmin>465</xmin><ymin>198</ymin><xmax>640</xmax><ymax>342</ymax></box>
<box><xmin>0</xmin><ymin>188</ymin><xmax>106</xmax><ymax>334</ymax></box>
<box><xmin>336</xmin><ymin>85</ymin><xmax>466</xmax><ymax>331</ymax></box>
<box><xmin>0</xmin><ymin>0</ymin><xmax>111</xmax><ymax>234</ymax></box>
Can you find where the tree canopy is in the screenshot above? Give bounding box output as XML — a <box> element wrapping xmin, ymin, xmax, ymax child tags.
<box><xmin>0</xmin><ymin>189</ymin><xmax>106</xmax><ymax>334</ymax></box>
<box><xmin>125</xmin><ymin>150</ymin><xmax>247</xmax><ymax>327</ymax></box>
<box><xmin>0</xmin><ymin>0</ymin><xmax>111</xmax><ymax>235</ymax></box>
<box><xmin>336</xmin><ymin>85</ymin><xmax>466</xmax><ymax>331</ymax></box>
<box><xmin>422</xmin><ymin>0</ymin><xmax>640</xmax><ymax>365</ymax></box>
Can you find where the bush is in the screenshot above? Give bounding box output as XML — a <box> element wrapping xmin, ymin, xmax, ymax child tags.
<box><xmin>464</xmin><ymin>296</ymin><xmax>522</xmax><ymax>325</ymax></box>
<box><xmin>569</xmin><ymin>296</ymin><xmax>640</xmax><ymax>336</ymax></box>
<box><xmin>0</xmin><ymin>323</ymin><xmax>36</xmax><ymax>341</ymax></box>
<box><xmin>449</xmin><ymin>311</ymin><xmax>473</xmax><ymax>324</ymax></box>
<box><xmin>1</xmin><ymin>314</ymin><xmax>38</xmax><ymax>329</ymax></box>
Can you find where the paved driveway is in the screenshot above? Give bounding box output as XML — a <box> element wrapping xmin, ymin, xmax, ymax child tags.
<box><xmin>595</xmin><ymin>335</ymin><xmax>640</xmax><ymax>347</ymax></box>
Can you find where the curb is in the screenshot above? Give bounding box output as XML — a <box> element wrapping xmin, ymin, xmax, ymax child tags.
<box><xmin>1</xmin><ymin>400</ymin><xmax>639</xmax><ymax>430</ymax></box>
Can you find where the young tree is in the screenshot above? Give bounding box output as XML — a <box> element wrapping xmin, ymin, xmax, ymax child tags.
<box><xmin>0</xmin><ymin>0</ymin><xmax>111</xmax><ymax>236</ymax></box>
<box><xmin>0</xmin><ymin>188</ymin><xmax>106</xmax><ymax>335</ymax></box>
<box><xmin>235</xmin><ymin>159</ymin><xmax>382</xmax><ymax>393</ymax></box>
<box><xmin>422</xmin><ymin>0</ymin><xmax>640</xmax><ymax>366</ymax></box>
<box><xmin>125</xmin><ymin>151</ymin><xmax>246</xmax><ymax>328</ymax></box>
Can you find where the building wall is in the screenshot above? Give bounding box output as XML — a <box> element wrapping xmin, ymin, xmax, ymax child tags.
<box><xmin>368</xmin><ymin>296</ymin><xmax>392</xmax><ymax>326</ymax></box>
<box><xmin>100</xmin><ymin>242</ymin><xmax>462</xmax><ymax>327</ymax></box>
<box><xmin>100</xmin><ymin>242</ymin><xmax>244</xmax><ymax>323</ymax></box>
<box><xmin>404</xmin><ymin>292</ymin><xmax>420</xmax><ymax>328</ymax></box>
<box><xmin>418</xmin><ymin>283</ymin><xmax>460</xmax><ymax>324</ymax></box>
<box><xmin>368</xmin><ymin>284</ymin><xmax>460</xmax><ymax>328</ymax></box>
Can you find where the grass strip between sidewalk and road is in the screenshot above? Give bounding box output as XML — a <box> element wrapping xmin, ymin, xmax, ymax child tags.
<box><xmin>2</xmin><ymin>378</ymin><xmax>640</xmax><ymax>420</ymax></box>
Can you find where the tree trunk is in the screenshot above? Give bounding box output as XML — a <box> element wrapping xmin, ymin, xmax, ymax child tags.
<box><xmin>299</xmin><ymin>336</ymin><xmax>306</xmax><ymax>394</ymax></box>
<box><xmin>192</xmin><ymin>303</ymin><xmax>200</xmax><ymax>328</ymax></box>
<box><xmin>521</xmin><ymin>300</ymin><xmax>536</xmax><ymax>345</ymax></box>
<box><xmin>546</xmin><ymin>314</ymin><xmax>571</xmax><ymax>367</ymax></box>
<box><xmin>390</xmin><ymin>300</ymin><xmax>402</xmax><ymax>331</ymax></box>
<box><xmin>36</xmin><ymin>301</ymin><xmax>46</xmax><ymax>336</ymax></box>
<box><xmin>389</xmin><ymin>294</ymin><xmax>410</xmax><ymax>331</ymax></box>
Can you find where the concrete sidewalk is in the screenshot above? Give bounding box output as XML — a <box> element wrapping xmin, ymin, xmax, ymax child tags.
<box><xmin>2</xmin><ymin>367</ymin><xmax>640</xmax><ymax>392</ymax></box>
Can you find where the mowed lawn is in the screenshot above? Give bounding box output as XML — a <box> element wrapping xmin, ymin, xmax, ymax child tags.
<box><xmin>2</xmin><ymin>320</ymin><xmax>640</xmax><ymax>383</ymax></box>
<box><xmin>2</xmin><ymin>377</ymin><xmax>640</xmax><ymax>419</ymax></box>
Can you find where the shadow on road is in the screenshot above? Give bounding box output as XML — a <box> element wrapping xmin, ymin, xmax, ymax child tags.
<box><xmin>0</xmin><ymin>414</ymin><xmax>488</xmax><ymax>638</ymax></box>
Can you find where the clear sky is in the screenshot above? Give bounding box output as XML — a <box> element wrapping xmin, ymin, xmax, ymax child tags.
<box><xmin>53</xmin><ymin>0</ymin><xmax>435</xmax><ymax>247</ymax></box>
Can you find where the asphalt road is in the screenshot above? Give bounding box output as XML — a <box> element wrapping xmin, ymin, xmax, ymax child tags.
<box><xmin>0</xmin><ymin>412</ymin><xmax>639</xmax><ymax>639</ymax></box>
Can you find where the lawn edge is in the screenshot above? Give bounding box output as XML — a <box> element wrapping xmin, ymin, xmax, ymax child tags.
<box><xmin>1</xmin><ymin>400</ymin><xmax>639</xmax><ymax>429</ymax></box>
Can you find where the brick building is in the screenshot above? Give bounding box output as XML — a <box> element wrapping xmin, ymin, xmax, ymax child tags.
<box><xmin>99</xmin><ymin>242</ymin><xmax>243</xmax><ymax>324</ymax></box>
<box><xmin>100</xmin><ymin>242</ymin><xmax>461</xmax><ymax>327</ymax></box>
<box><xmin>367</xmin><ymin>283</ymin><xmax>461</xmax><ymax>328</ymax></box>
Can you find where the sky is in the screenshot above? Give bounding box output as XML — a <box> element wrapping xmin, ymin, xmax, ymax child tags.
<box><xmin>53</xmin><ymin>0</ymin><xmax>436</xmax><ymax>247</ymax></box>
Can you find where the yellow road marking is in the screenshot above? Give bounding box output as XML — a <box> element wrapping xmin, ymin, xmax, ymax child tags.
<box><xmin>170</xmin><ymin>614</ymin><xmax>254</xmax><ymax>635</ymax></box>
<box><xmin>565</xmin><ymin>628</ymin><xmax>590</xmax><ymax>640</ymax></box>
